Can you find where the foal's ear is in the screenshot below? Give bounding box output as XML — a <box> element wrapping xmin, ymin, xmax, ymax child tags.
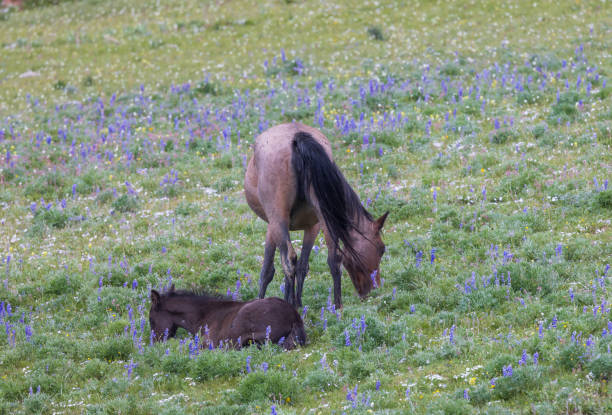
<box><xmin>151</xmin><ymin>290</ymin><xmax>161</xmax><ymax>308</ymax></box>
<box><xmin>375</xmin><ymin>211</ymin><xmax>389</xmax><ymax>231</ymax></box>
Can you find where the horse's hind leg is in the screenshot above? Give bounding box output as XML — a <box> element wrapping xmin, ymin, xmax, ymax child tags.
<box><xmin>295</xmin><ymin>223</ymin><xmax>320</xmax><ymax>308</ymax></box>
<box><xmin>258</xmin><ymin>228</ymin><xmax>277</xmax><ymax>299</ymax></box>
<box><xmin>259</xmin><ymin>222</ymin><xmax>297</xmax><ymax>306</ymax></box>
<box><xmin>277</xmin><ymin>225</ymin><xmax>298</xmax><ymax>306</ymax></box>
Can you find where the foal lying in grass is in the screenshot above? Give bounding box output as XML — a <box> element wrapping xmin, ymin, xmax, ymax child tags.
<box><xmin>149</xmin><ymin>286</ymin><xmax>306</xmax><ymax>350</ymax></box>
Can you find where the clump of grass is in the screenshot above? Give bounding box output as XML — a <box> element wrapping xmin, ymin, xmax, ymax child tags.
<box><xmin>22</xmin><ymin>392</ymin><xmax>50</xmax><ymax>414</ymax></box>
<box><xmin>32</xmin><ymin>208</ymin><xmax>69</xmax><ymax>229</ymax></box>
<box><xmin>516</xmin><ymin>88</ymin><xmax>542</xmax><ymax>105</ymax></box>
<box><xmin>440</xmin><ymin>62</ymin><xmax>461</xmax><ymax>76</ymax></box>
<box><xmin>93</xmin><ymin>337</ymin><xmax>134</xmax><ymax>361</ymax></box>
<box><xmin>492</xmin><ymin>366</ymin><xmax>542</xmax><ymax>400</ymax></box>
<box><xmin>95</xmin><ymin>189</ymin><xmax>114</xmax><ymax>205</ymax></box>
<box><xmin>191</xmin><ymin>351</ymin><xmax>243</xmax><ymax>381</ymax></box>
<box><xmin>587</xmin><ymin>354</ymin><xmax>612</xmax><ymax>380</ymax></box>
<box><xmin>112</xmin><ymin>194</ymin><xmax>139</xmax><ymax>213</ymax></box>
<box><xmin>235</xmin><ymin>371</ymin><xmax>299</xmax><ymax>405</ymax></box>
<box><xmin>427</xmin><ymin>395</ymin><xmax>472</xmax><ymax>415</ymax></box>
<box><xmin>490</xmin><ymin>128</ymin><xmax>518</xmax><ymax>144</ymax></box>
<box><xmin>367</xmin><ymin>26</ymin><xmax>385</xmax><ymax>41</ymax></box>
<box><xmin>302</xmin><ymin>369</ymin><xmax>339</xmax><ymax>392</ymax></box>
<box><xmin>557</xmin><ymin>343</ymin><xmax>586</xmax><ymax>371</ymax></box>
<box><xmin>162</xmin><ymin>353</ymin><xmax>191</xmax><ymax>376</ymax></box>
<box><xmin>549</xmin><ymin>91</ymin><xmax>580</xmax><ymax>121</ymax></box>
<box><xmin>596</xmin><ymin>189</ymin><xmax>612</xmax><ymax>209</ymax></box>
<box><xmin>83</xmin><ymin>358</ymin><xmax>108</xmax><ymax>380</ymax></box>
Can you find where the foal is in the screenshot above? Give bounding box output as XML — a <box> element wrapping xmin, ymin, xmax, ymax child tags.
<box><xmin>149</xmin><ymin>286</ymin><xmax>306</xmax><ymax>350</ymax></box>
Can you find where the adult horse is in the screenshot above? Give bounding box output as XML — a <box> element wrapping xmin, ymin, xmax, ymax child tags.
<box><xmin>244</xmin><ymin>122</ymin><xmax>388</xmax><ymax>309</ymax></box>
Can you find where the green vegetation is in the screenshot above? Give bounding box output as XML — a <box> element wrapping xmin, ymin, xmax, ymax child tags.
<box><xmin>0</xmin><ymin>0</ymin><xmax>610</xmax><ymax>413</ymax></box>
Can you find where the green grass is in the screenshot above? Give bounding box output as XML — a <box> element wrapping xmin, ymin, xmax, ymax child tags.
<box><xmin>0</xmin><ymin>0</ymin><xmax>611</xmax><ymax>413</ymax></box>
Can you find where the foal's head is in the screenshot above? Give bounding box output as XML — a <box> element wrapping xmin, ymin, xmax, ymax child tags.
<box><xmin>149</xmin><ymin>287</ymin><xmax>178</xmax><ymax>342</ymax></box>
<box><xmin>342</xmin><ymin>211</ymin><xmax>388</xmax><ymax>297</ymax></box>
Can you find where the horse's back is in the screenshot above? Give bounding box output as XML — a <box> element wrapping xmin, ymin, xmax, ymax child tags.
<box><xmin>254</xmin><ymin>122</ymin><xmax>331</xmax><ymax>157</ymax></box>
<box><xmin>244</xmin><ymin>122</ymin><xmax>332</xmax><ymax>224</ymax></box>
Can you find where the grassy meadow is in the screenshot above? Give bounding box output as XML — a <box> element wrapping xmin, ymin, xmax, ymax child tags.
<box><xmin>0</xmin><ymin>0</ymin><xmax>611</xmax><ymax>413</ymax></box>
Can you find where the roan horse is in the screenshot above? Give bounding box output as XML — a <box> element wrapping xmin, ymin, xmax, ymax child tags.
<box><xmin>149</xmin><ymin>286</ymin><xmax>306</xmax><ymax>350</ymax></box>
<box><xmin>244</xmin><ymin>122</ymin><xmax>388</xmax><ymax>309</ymax></box>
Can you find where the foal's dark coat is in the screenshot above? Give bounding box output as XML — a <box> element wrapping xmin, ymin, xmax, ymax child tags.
<box><xmin>149</xmin><ymin>287</ymin><xmax>306</xmax><ymax>350</ymax></box>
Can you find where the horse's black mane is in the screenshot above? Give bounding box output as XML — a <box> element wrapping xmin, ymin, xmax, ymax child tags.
<box><xmin>162</xmin><ymin>289</ymin><xmax>232</xmax><ymax>302</ymax></box>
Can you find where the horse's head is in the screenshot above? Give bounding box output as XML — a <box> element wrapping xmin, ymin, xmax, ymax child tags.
<box><xmin>342</xmin><ymin>211</ymin><xmax>388</xmax><ymax>298</ymax></box>
<box><xmin>149</xmin><ymin>287</ymin><xmax>178</xmax><ymax>342</ymax></box>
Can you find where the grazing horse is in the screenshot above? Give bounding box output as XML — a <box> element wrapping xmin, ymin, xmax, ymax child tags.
<box><xmin>149</xmin><ymin>286</ymin><xmax>306</xmax><ymax>350</ymax></box>
<box><xmin>244</xmin><ymin>122</ymin><xmax>388</xmax><ymax>309</ymax></box>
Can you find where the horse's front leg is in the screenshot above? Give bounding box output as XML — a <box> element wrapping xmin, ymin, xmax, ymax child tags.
<box><xmin>323</xmin><ymin>230</ymin><xmax>343</xmax><ymax>309</ymax></box>
<box><xmin>295</xmin><ymin>223</ymin><xmax>320</xmax><ymax>308</ymax></box>
<box><xmin>258</xmin><ymin>227</ymin><xmax>277</xmax><ymax>299</ymax></box>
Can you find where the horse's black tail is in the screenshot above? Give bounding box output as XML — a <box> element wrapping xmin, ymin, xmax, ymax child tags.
<box><xmin>291</xmin><ymin>131</ymin><xmax>370</xmax><ymax>264</ymax></box>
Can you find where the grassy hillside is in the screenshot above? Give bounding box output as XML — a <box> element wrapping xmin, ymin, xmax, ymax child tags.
<box><xmin>1</xmin><ymin>0</ymin><xmax>611</xmax><ymax>413</ymax></box>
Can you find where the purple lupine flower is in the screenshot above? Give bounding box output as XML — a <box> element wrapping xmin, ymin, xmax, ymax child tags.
<box><xmin>265</xmin><ymin>325</ymin><xmax>271</xmax><ymax>342</ymax></box>
<box><xmin>410</xmin><ymin>304</ymin><xmax>415</xmax><ymax>314</ymax></box>
<box><xmin>376</xmin><ymin>380</ymin><xmax>381</xmax><ymax>391</ymax></box>
<box><xmin>569</xmin><ymin>287</ymin><xmax>574</xmax><ymax>302</ymax></box>
<box><xmin>360</xmin><ymin>315</ymin><xmax>367</xmax><ymax>335</ymax></box>
<box><xmin>370</xmin><ymin>270</ymin><xmax>378</xmax><ymax>288</ymax></box>
<box><xmin>551</xmin><ymin>315</ymin><xmax>557</xmax><ymax>328</ymax></box>
<box><xmin>261</xmin><ymin>362</ymin><xmax>268</xmax><ymax>373</ymax></box>
<box><xmin>464</xmin><ymin>389</ymin><xmax>469</xmax><ymax>400</ymax></box>
<box><xmin>536</xmin><ymin>319</ymin><xmax>545</xmax><ymax>340</ymax></box>
<box><xmin>124</xmin><ymin>359</ymin><xmax>137</xmax><ymax>380</ymax></box>
<box><xmin>302</xmin><ymin>305</ymin><xmax>308</xmax><ymax>321</ymax></box>
<box><xmin>519</xmin><ymin>349</ymin><xmax>527</xmax><ymax>366</ymax></box>
<box><xmin>533</xmin><ymin>352</ymin><xmax>539</xmax><ymax>365</ymax></box>
<box><xmin>430</xmin><ymin>248</ymin><xmax>436</xmax><ymax>265</ymax></box>
<box><xmin>415</xmin><ymin>251</ymin><xmax>423</xmax><ymax>268</ymax></box>
<box><xmin>449</xmin><ymin>325</ymin><xmax>456</xmax><ymax>344</ymax></box>
<box><xmin>344</xmin><ymin>329</ymin><xmax>351</xmax><ymax>346</ymax></box>
<box><xmin>246</xmin><ymin>356</ymin><xmax>252</xmax><ymax>373</ymax></box>
<box><xmin>270</xmin><ymin>405</ymin><xmax>277</xmax><ymax>415</ymax></box>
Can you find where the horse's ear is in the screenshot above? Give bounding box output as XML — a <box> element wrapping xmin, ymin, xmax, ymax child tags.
<box><xmin>375</xmin><ymin>211</ymin><xmax>389</xmax><ymax>231</ymax></box>
<box><xmin>151</xmin><ymin>290</ymin><xmax>161</xmax><ymax>308</ymax></box>
<box><xmin>169</xmin><ymin>284</ymin><xmax>175</xmax><ymax>292</ymax></box>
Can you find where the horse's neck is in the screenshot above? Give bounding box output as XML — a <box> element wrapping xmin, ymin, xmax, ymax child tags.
<box><xmin>170</xmin><ymin>298</ymin><xmax>214</xmax><ymax>333</ymax></box>
<box><xmin>352</xmin><ymin>213</ymin><xmax>372</xmax><ymax>237</ymax></box>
